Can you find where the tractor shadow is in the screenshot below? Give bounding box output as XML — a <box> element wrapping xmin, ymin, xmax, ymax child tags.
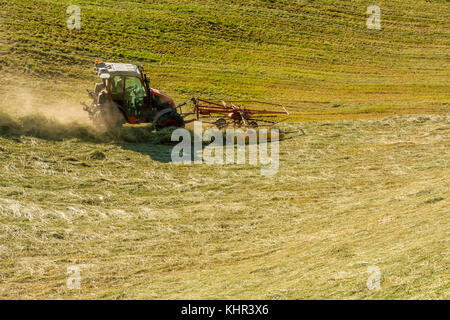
<box><xmin>115</xmin><ymin>126</ymin><xmax>192</xmax><ymax>163</ymax></box>
<box><xmin>119</xmin><ymin>143</ymin><xmax>175</xmax><ymax>163</ymax></box>
<box><xmin>117</xmin><ymin>127</ymin><xmax>299</xmax><ymax>163</ymax></box>
<box><xmin>119</xmin><ymin>142</ymin><xmax>211</xmax><ymax>164</ymax></box>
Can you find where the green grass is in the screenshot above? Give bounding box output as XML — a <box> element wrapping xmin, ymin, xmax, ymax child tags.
<box><xmin>0</xmin><ymin>0</ymin><xmax>449</xmax><ymax>299</ymax></box>
<box><xmin>1</xmin><ymin>0</ymin><xmax>449</xmax><ymax>117</ymax></box>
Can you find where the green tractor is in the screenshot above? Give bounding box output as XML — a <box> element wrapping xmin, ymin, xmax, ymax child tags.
<box><xmin>83</xmin><ymin>61</ymin><xmax>185</xmax><ymax>130</ymax></box>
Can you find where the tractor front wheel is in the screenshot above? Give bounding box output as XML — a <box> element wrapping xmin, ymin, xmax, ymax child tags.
<box><xmin>154</xmin><ymin>111</ymin><xmax>185</xmax><ymax>131</ymax></box>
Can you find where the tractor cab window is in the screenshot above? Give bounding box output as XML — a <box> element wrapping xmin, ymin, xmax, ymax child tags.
<box><xmin>124</xmin><ymin>77</ymin><xmax>146</xmax><ymax>117</ymax></box>
<box><xmin>111</xmin><ymin>76</ymin><xmax>124</xmax><ymax>106</ymax></box>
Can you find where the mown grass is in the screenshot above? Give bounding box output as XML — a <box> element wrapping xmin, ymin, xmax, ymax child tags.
<box><xmin>0</xmin><ymin>0</ymin><xmax>449</xmax><ymax>300</ymax></box>
<box><xmin>0</xmin><ymin>115</ymin><xmax>448</xmax><ymax>299</ymax></box>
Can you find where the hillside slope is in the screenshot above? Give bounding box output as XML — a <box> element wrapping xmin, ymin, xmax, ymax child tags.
<box><xmin>1</xmin><ymin>0</ymin><xmax>449</xmax><ymax>118</ymax></box>
<box><xmin>0</xmin><ymin>0</ymin><xmax>449</xmax><ymax>300</ymax></box>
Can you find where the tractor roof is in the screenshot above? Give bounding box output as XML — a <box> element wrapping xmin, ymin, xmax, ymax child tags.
<box><xmin>95</xmin><ymin>62</ymin><xmax>142</xmax><ymax>78</ymax></box>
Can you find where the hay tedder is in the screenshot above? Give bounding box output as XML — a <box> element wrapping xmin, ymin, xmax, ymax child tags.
<box><xmin>83</xmin><ymin>61</ymin><xmax>289</xmax><ymax>130</ymax></box>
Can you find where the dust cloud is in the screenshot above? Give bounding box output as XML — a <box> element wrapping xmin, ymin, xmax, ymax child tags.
<box><xmin>0</xmin><ymin>89</ymin><xmax>176</xmax><ymax>144</ymax></box>
<box><xmin>0</xmin><ymin>89</ymin><xmax>89</xmax><ymax>124</ymax></box>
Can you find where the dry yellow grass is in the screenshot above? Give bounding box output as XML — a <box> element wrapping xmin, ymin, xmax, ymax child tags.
<box><xmin>0</xmin><ymin>113</ymin><xmax>448</xmax><ymax>299</ymax></box>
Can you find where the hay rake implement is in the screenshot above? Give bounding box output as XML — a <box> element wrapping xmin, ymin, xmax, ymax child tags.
<box><xmin>179</xmin><ymin>98</ymin><xmax>290</xmax><ymax>129</ymax></box>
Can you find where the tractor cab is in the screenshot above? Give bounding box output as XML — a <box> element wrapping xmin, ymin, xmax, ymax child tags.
<box><xmin>84</xmin><ymin>61</ymin><xmax>184</xmax><ymax>129</ymax></box>
<box><xmin>96</xmin><ymin>62</ymin><xmax>149</xmax><ymax>123</ymax></box>
<box><xmin>110</xmin><ymin>74</ymin><xmax>147</xmax><ymax>122</ymax></box>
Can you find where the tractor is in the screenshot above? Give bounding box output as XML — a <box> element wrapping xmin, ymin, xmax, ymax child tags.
<box><xmin>82</xmin><ymin>61</ymin><xmax>185</xmax><ymax>130</ymax></box>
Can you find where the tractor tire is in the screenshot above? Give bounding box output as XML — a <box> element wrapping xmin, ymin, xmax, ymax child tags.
<box><xmin>154</xmin><ymin>111</ymin><xmax>185</xmax><ymax>131</ymax></box>
<box><xmin>92</xmin><ymin>103</ymin><xmax>125</xmax><ymax>131</ymax></box>
<box><xmin>93</xmin><ymin>83</ymin><xmax>106</xmax><ymax>104</ymax></box>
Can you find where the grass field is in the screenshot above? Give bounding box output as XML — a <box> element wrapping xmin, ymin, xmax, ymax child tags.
<box><xmin>0</xmin><ymin>0</ymin><xmax>449</xmax><ymax>299</ymax></box>
<box><xmin>1</xmin><ymin>0</ymin><xmax>449</xmax><ymax>117</ymax></box>
<box><xmin>0</xmin><ymin>114</ymin><xmax>448</xmax><ymax>299</ymax></box>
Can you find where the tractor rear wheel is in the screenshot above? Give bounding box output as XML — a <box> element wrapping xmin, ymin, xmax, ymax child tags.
<box><xmin>154</xmin><ymin>111</ymin><xmax>185</xmax><ymax>131</ymax></box>
<box><xmin>92</xmin><ymin>103</ymin><xmax>125</xmax><ymax>131</ymax></box>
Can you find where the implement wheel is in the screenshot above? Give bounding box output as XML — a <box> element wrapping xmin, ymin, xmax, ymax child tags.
<box><xmin>214</xmin><ymin>118</ymin><xmax>228</xmax><ymax>129</ymax></box>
